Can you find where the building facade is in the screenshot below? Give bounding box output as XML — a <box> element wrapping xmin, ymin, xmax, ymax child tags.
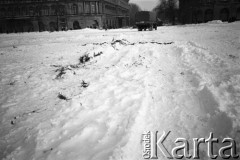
<box><xmin>179</xmin><ymin>0</ymin><xmax>240</xmax><ymax>24</ymax></box>
<box><xmin>0</xmin><ymin>0</ymin><xmax>129</xmax><ymax>33</ymax></box>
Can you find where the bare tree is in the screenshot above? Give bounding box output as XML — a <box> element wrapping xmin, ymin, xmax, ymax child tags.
<box><xmin>154</xmin><ymin>0</ymin><xmax>178</xmax><ymax>25</ymax></box>
<box><xmin>129</xmin><ymin>3</ymin><xmax>141</xmax><ymax>26</ymax></box>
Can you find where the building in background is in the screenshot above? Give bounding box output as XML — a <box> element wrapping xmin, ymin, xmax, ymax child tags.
<box><xmin>0</xmin><ymin>0</ymin><xmax>130</xmax><ymax>33</ymax></box>
<box><xmin>179</xmin><ymin>0</ymin><xmax>240</xmax><ymax>24</ymax></box>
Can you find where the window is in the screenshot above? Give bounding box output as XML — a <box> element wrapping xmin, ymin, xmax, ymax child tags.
<box><xmin>0</xmin><ymin>8</ymin><xmax>6</xmax><ymax>17</ymax></box>
<box><xmin>206</xmin><ymin>0</ymin><xmax>214</xmax><ymax>3</ymax></box>
<box><xmin>220</xmin><ymin>8</ymin><xmax>229</xmax><ymax>21</ymax></box>
<box><xmin>219</xmin><ymin>0</ymin><xmax>229</xmax><ymax>2</ymax></box>
<box><xmin>91</xmin><ymin>3</ymin><xmax>95</xmax><ymax>13</ymax></box>
<box><xmin>72</xmin><ymin>4</ymin><xmax>78</xmax><ymax>14</ymax></box>
<box><xmin>237</xmin><ymin>8</ymin><xmax>240</xmax><ymax>20</ymax></box>
<box><xmin>41</xmin><ymin>6</ymin><xmax>49</xmax><ymax>16</ymax></box>
<box><xmin>85</xmin><ymin>2</ymin><xmax>90</xmax><ymax>13</ymax></box>
<box><xmin>29</xmin><ymin>6</ymin><xmax>34</xmax><ymax>16</ymax></box>
<box><xmin>35</xmin><ymin>6</ymin><xmax>40</xmax><ymax>16</ymax></box>
<box><xmin>22</xmin><ymin>7</ymin><xmax>27</xmax><ymax>16</ymax></box>
<box><xmin>59</xmin><ymin>5</ymin><xmax>65</xmax><ymax>15</ymax></box>
<box><xmin>7</xmin><ymin>7</ymin><xmax>13</xmax><ymax>16</ymax></box>
<box><xmin>14</xmin><ymin>7</ymin><xmax>20</xmax><ymax>16</ymax></box>
<box><xmin>204</xmin><ymin>9</ymin><xmax>213</xmax><ymax>22</ymax></box>
<box><xmin>79</xmin><ymin>3</ymin><xmax>83</xmax><ymax>13</ymax></box>
<box><xmin>50</xmin><ymin>5</ymin><xmax>56</xmax><ymax>15</ymax></box>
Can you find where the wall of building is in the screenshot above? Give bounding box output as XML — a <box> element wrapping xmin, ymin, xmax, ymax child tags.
<box><xmin>179</xmin><ymin>0</ymin><xmax>240</xmax><ymax>24</ymax></box>
<box><xmin>0</xmin><ymin>0</ymin><xmax>130</xmax><ymax>33</ymax></box>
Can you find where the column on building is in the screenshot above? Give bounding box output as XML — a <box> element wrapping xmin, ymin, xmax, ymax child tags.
<box><xmin>83</xmin><ymin>1</ymin><xmax>85</xmax><ymax>13</ymax></box>
<box><xmin>96</xmin><ymin>1</ymin><xmax>98</xmax><ymax>14</ymax></box>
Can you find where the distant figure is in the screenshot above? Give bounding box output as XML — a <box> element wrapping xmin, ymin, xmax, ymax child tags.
<box><xmin>94</xmin><ymin>20</ymin><xmax>99</xmax><ymax>29</ymax></box>
<box><xmin>104</xmin><ymin>23</ymin><xmax>108</xmax><ymax>31</ymax></box>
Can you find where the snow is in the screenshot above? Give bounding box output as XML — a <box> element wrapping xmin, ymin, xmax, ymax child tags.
<box><xmin>0</xmin><ymin>22</ymin><xmax>240</xmax><ymax>160</ymax></box>
<box><xmin>207</xmin><ymin>20</ymin><xmax>224</xmax><ymax>24</ymax></box>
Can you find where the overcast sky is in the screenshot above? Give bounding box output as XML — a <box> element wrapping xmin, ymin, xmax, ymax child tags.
<box><xmin>129</xmin><ymin>0</ymin><xmax>159</xmax><ymax>11</ymax></box>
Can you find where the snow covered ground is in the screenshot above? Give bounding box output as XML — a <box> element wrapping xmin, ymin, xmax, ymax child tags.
<box><xmin>0</xmin><ymin>21</ymin><xmax>240</xmax><ymax>160</ymax></box>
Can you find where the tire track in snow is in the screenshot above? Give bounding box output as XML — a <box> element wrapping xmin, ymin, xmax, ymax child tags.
<box><xmin>33</xmin><ymin>40</ymin><xmax>222</xmax><ymax>160</ymax></box>
<box><xmin>175</xmin><ymin>41</ymin><xmax>240</xmax><ymax>157</ymax></box>
<box><xmin>4</xmin><ymin>38</ymin><xmax>239</xmax><ymax>160</ymax></box>
<box><xmin>33</xmin><ymin>43</ymin><xmax>155</xmax><ymax>160</ymax></box>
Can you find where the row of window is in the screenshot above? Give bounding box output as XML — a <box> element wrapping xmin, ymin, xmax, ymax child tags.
<box><xmin>193</xmin><ymin>7</ymin><xmax>240</xmax><ymax>21</ymax></box>
<box><xmin>194</xmin><ymin>7</ymin><xmax>240</xmax><ymax>15</ymax></box>
<box><xmin>0</xmin><ymin>3</ymin><xmax>100</xmax><ymax>17</ymax></box>
<box><xmin>200</xmin><ymin>0</ymin><xmax>240</xmax><ymax>3</ymax></box>
<box><xmin>104</xmin><ymin>4</ymin><xmax>128</xmax><ymax>15</ymax></box>
<box><xmin>0</xmin><ymin>6</ymin><xmax>64</xmax><ymax>17</ymax></box>
<box><xmin>0</xmin><ymin>0</ymin><xmax>59</xmax><ymax>4</ymax></box>
<box><xmin>84</xmin><ymin>2</ymin><xmax>99</xmax><ymax>14</ymax></box>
